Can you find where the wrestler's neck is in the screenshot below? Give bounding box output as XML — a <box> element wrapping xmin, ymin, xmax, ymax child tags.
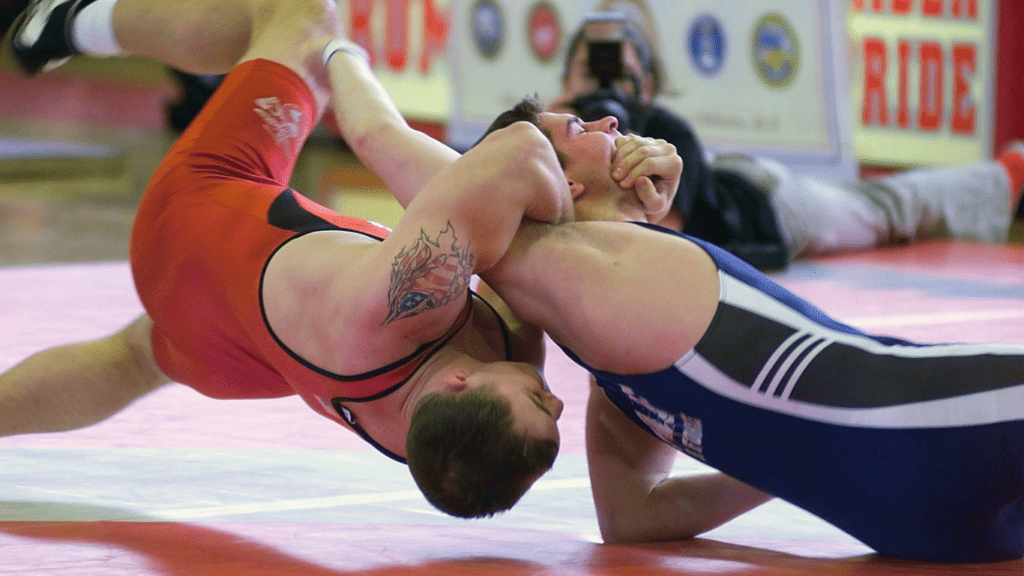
<box><xmin>656</xmin><ymin>206</ymin><xmax>685</xmax><ymax>232</ymax></box>
<box><xmin>340</xmin><ymin>304</ymin><xmax>510</xmax><ymax>457</ymax></box>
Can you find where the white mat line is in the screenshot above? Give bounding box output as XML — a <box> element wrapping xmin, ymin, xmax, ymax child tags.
<box><xmin>154</xmin><ymin>478</ymin><xmax>591</xmax><ymax>520</ymax></box>
<box><xmin>845</xmin><ymin>308</ymin><xmax>1024</xmax><ymax>329</ymax></box>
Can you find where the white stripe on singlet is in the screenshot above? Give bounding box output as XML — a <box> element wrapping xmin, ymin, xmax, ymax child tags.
<box><xmin>674</xmin><ymin>273</ymin><xmax>1024</xmax><ymax>429</ymax></box>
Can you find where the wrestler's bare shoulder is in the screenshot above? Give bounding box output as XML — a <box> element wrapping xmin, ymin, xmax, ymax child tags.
<box><xmin>261</xmin><ymin>226</ymin><xmax>472</xmax><ymax>373</ymax></box>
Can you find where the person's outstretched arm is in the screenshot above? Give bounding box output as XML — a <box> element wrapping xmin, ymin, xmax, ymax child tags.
<box><xmin>324</xmin><ymin>43</ymin><xmax>460</xmax><ymax>208</ymax></box>
<box><xmin>0</xmin><ymin>315</ymin><xmax>170</xmax><ymax>437</ymax></box>
<box><xmin>263</xmin><ymin>119</ymin><xmax>574</xmax><ymax>365</ymax></box>
<box><xmin>585</xmin><ymin>380</ymin><xmax>773</xmax><ymax>543</ymax></box>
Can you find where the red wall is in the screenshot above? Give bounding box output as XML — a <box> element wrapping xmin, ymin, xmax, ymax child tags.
<box><xmin>995</xmin><ymin>0</ymin><xmax>1023</xmax><ymax>152</ymax></box>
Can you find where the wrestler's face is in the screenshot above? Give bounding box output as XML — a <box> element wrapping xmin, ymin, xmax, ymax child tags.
<box><xmin>472</xmin><ymin>362</ymin><xmax>563</xmax><ymax>443</ymax></box>
<box><xmin>536</xmin><ymin>112</ymin><xmax>647</xmax><ymax>222</ymax></box>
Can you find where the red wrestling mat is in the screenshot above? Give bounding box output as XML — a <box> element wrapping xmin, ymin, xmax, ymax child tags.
<box><xmin>1</xmin><ymin>522</ymin><xmax>1017</xmax><ymax>575</ymax></box>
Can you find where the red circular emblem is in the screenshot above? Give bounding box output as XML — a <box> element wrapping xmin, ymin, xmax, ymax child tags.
<box><xmin>527</xmin><ymin>3</ymin><xmax>560</xmax><ymax>63</ymax></box>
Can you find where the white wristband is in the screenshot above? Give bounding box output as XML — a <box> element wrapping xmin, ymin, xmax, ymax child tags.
<box><xmin>322</xmin><ymin>38</ymin><xmax>370</xmax><ymax>66</ymax></box>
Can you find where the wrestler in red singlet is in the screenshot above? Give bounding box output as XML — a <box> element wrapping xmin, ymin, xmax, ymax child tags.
<box><xmin>130</xmin><ymin>59</ymin><xmax>502</xmax><ymax>460</ymax></box>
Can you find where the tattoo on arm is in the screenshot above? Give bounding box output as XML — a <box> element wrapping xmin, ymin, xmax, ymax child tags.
<box><xmin>384</xmin><ymin>222</ymin><xmax>475</xmax><ymax>324</ymax></box>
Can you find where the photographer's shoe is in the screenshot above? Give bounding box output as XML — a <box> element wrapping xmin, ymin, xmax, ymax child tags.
<box><xmin>9</xmin><ymin>0</ymin><xmax>97</xmax><ymax>75</ymax></box>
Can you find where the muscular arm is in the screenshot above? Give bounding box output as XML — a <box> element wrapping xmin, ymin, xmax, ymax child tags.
<box><xmin>586</xmin><ymin>380</ymin><xmax>773</xmax><ymax>543</ymax></box>
<box><xmin>325</xmin><ymin>48</ymin><xmax>459</xmax><ymax>208</ymax></box>
<box><xmin>391</xmin><ymin>121</ymin><xmax>574</xmax><ymax>273</ymax></box>
<box><xmin>482</xmin><ymin>221</ymin><xmax>719</xmax><ymax>374</ymax></box>
<box><xmin>0</xmin><ymin>315</ymin><xmax>171</xmax><ymax>437</ymax></box>
<box><xmin>264</xmin><ymin>120</ymin><xmax>574</xmax><ymax>370</ymax></box>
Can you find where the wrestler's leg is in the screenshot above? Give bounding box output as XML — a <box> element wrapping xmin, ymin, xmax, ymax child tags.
<box><xmin>0</xmin><ymin>315</ymin><xmax>170</xmax><ymax>437</ymax></box>
<box><xmin>12</xmin><ymin>0</ymin><xmax>455</xmax><ymax>205</ymax></box>
<box><xmin>115</xmin><ymin>0</ymin><xmax>456</xmax><ymax>204</ymax></box>
<box><xmin>11</xmin><ymin>0</ymin><xmax>340</xmax><ymax>109</ymax></box>
<box><xmin>114</xmin><ymin>0</ymin><xmax>340</xmax><ymax>103</ymax></box>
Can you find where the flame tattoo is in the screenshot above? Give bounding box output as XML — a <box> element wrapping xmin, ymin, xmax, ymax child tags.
<box><xmin>384</xmin><ymin>222</ymin><xmax>475</xmax><ymax>324</ymax></box>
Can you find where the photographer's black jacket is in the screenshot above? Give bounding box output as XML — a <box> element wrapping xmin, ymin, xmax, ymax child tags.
<box><xmin>638</xmin><ymin>105</ymin><xmax>789</xmax><ymax>270</ymax></box>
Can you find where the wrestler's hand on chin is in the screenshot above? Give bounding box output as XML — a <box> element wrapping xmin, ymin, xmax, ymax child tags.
<box><xmin>611</xmin><ymin>134</ymin><xmax>682</xmax><ymax>224</ymax></box>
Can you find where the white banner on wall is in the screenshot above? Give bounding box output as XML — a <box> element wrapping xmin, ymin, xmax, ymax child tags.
<box><xmin>446</xmin><ymin>0</ymin><xmax>857</xmax><ymax>179</ymax></box>
<box><xmin>849</xmin><ymin>0</ymin><xmax>996</xmax><ymax>167</ymax></box>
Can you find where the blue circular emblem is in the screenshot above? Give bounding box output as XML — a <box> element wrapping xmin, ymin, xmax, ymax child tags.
<box><xmin>752</xmin><ymin>13</ymin><xmax>799</xmax><ymax>89</ymax></box>
<box><xmin>471</xmin><ymin>0</ymin><xmax>505</xmax><ymax>60</ymax></box>
<box><xmin>688</xmin><ymin>14</ymin><xmax>726</xmax><ymax>77</ymax></box>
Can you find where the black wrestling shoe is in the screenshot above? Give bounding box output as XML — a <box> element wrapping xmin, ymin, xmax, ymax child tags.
<box><xmin>9</xmin><ymin>0</ymin><xmax>97</xmax><ymax>75</ymax></box>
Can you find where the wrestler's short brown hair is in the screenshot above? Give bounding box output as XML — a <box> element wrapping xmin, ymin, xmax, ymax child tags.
<box><xmin>406</xmin><ymin>387</ymin><xmax>558</xmax><ymax>518</ymax></box>
<box><xmin>475</xmin><ymin>96</ymin><xmax>545</xmax><ymax>144</ymax></box>
<box><xmin>477</xmin><ymin>96</ymin><xmax>566</xmax><ymax>167</ymax></box>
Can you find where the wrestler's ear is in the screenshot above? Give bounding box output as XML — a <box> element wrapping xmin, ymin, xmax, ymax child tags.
<box><xmin>442</xmin><ymin>368</ymin><xmax>471</xmax><ymax>393</ymax></box>
<box><xmin>568</xmin><ymin>179</ymin><xmax>585</xmax><ymax>199</ymax></box>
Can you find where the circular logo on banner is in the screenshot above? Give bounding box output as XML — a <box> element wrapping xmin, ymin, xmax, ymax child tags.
<box><xmin>471</xmin><ymin>0</ymin><xmax>505</xmax><ymax>60</ymax></box>
<box><xmin>527</xmin><ymin>2</ymin><xmax>561</xmax><ymax>63</ymax></box>
<box><xmin>688</xmin><ymin>13</ymin><xmax>726</xmax><ymax>77</ymax></box>
<box><xmin>752</xmin><ymin>13</ymin><xmax>799</xmax><ymax>89</ymax></box>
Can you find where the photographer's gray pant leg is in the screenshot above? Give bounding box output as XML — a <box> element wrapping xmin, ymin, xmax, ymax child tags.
<box><xmin>759</xmin><ymin>159</ymin><xmax>1012</xmax><ymax>257</ymax></box>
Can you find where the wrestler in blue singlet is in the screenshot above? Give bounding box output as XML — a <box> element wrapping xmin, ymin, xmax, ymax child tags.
<box><xmin>559</xmin><ymin>225</ymin><xmax>1024</xmax><ymax>562</ymax></box>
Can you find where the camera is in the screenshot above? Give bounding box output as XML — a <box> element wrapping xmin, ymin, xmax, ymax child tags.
<box><xmin>570</xmin><ymin>12</ymin><xmax>648</xmax><ymax>133</ymax></box>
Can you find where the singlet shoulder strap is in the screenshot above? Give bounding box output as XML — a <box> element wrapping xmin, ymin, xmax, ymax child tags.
<box><xmin>331</xmin><ymin>398</ymin><xmax>408</xmax><ymax>464</ymax></box>
<box><xmin>328</xmin><ymin>294</ymin><xmax>479</xmax><ymax>464</ymax></box>
<box><xmin>470</xmin><ymin>289</ymin><xmax>513</xmax><ymax>361</ymax></box>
